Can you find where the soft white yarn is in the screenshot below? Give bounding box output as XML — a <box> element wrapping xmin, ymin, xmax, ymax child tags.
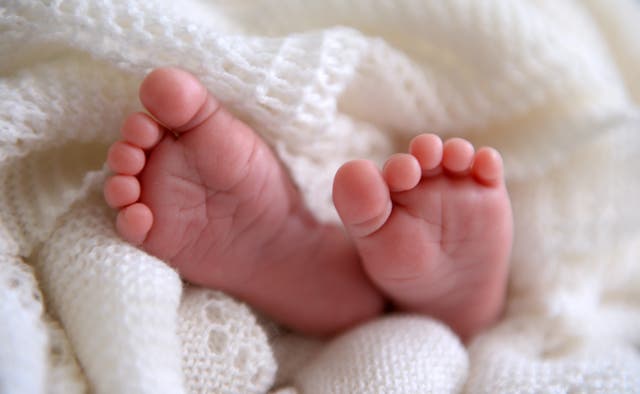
<box><xmin>0</xmin><ymin>257</ymin><xmax>47</xmax><ymax>394</ymax></box>
<box><xmin>294</xmin><ymin>316</ymin><xmax>469</xmax><ymax>394</ymax></box>
<box><xmin>0</xmin><ymin>256</ymin><xmax>86</xmax><ymax>394</ymax></box>
<box><xmin>1</xmin><ymin>0</ymin><xmax>639</xmax><ymax>393</ymax></box>
<box><xmin>177</xmin><ymin>287</ymin><xmax>276</xmax><ymax>393</ymax></box>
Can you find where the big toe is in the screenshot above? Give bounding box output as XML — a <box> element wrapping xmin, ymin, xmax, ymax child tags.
<box><xmin>333</xmin><ymin>160</ymin><xmax>392</xmax><ymax>238</ymax></box>
<box><xmin>139</xmin><ymin>67</ymin><xmax>210</xmax><ymax>130</ymax></box>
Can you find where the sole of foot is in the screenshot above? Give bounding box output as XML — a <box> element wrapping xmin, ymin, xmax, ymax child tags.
<box><xmin>105</xmin><ymin>67</ymin><xmax>384</xmax><ymax>336</ymax></box>
<box><xmin>333</xmin><ymin>134</ymin><xmax>513</xmax><ymax>340</ymax></box>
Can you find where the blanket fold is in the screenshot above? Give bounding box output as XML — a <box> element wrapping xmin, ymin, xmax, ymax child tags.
<box><xmin>1</xmin><ymin>0</ymin><xmax>639</xmax><ymax>393</ymax></box>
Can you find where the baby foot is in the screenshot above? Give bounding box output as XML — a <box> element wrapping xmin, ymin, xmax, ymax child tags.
<box><xmin>333</xmin><ymin>134</ymin><xmax>513</xmax><ymax>340</ymax></box>
<box><xmin>104</xmin><ymin>68</ymin><xmax>383</xmax><ymax>335</ymax></box>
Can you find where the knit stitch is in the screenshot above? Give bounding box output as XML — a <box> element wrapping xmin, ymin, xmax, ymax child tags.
<box><xmin>1</xmin><ymin>0</ymin><xmax>639</xmax><ymax>393</ymax></box>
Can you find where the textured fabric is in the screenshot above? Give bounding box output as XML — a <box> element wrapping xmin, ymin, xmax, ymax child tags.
<box><xmin>294</xmin><ymin>316</ymin><xmax>468</xmax><ymax>394</ymax></box>
<box><xmin>0</xmin><ymin>256</ymin><xmax>86</xmax><ymax>394</ymax></box>
<box><xmin>1</xmin><ymin>0</ymin><xmax>640</xmax><ymax>393</ymax></box>
<box><xmin>0</xmin><ymin>257</ymin><xmax>47</xmax><ymax>394</ymax></box>
<box><xmin>178</xmin><ymin>287</ymin><xmax>276</xmax><ymax>393</ymax></box>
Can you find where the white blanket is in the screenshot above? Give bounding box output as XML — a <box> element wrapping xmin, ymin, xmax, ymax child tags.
<box><xmin>2</xmin><ymin>1</ymin><xmax>640</xmax><ymax>393</ymax></box>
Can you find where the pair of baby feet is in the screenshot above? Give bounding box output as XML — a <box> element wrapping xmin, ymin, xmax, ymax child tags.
<box><xmin>104</xmin><ymin>68</ymin><xmax>513</xmax><ymax>339</ymax></box>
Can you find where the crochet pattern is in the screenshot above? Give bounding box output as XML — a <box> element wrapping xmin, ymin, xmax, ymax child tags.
<box><xmin>1</xmin><ymin>0</ymin><xmax>640</xmax><ymax>392</ymax></box>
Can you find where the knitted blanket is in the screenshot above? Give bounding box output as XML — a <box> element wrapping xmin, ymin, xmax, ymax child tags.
<box><xmin>2</xmin><ymin>1</ymin><xmax>640</xmax><ymax>393</ymax></box>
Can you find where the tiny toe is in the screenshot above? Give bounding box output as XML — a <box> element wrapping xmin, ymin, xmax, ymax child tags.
<box><xmin>382</xmin><ymin>153</ymin><xmax>421</xmax><ymax>192</ymax></box>
<box><xmin>333</xmin><ymin>160</ymin><xmax>392</xmax><ymax>238</ymax></box>
<box><xmin>104</xmin><ymin>175</ymin><xmax>141</xmax><ymax>208</ymax></box>
<box><xmin>107</xmin><ymin>141</ymin><xmax>146</xmax><ymax>175</ymax></box>
<box><xmin>472</xmin><ymin>147</ymin><xmax>504</xmax><ymax>185</ymax></box>
<box><xmin>116</xmin><ymin>203</ymin><xmax>153</xmax><ymax>245</ymax></box>
<box><xmin>409</xmin><ymin>133</ymin><xmax>443</xmax><ymax>173</ymax></box>
<box><xmin>442</xmin><ymin>138</ymin><xmax>475</xmax><ymax>174</ymax></box>
<box><xmin>139</xmin><ymin>67</ymin><xmax>212</xmax><ymax>131</ymax></box>
<box><xmin>121</xmin><ymin>112</ymin><xmax>164</xmax><ymax>149</ymax></box>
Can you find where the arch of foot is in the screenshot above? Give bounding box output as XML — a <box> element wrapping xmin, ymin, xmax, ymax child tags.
<box><xmin>293</xmin><ymin>316</ymin><xmax>468</xmax><ymax>394</ymax></box>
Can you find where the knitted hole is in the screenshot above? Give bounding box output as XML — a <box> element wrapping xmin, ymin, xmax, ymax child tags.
<box><xmin>114</xmin><ymin>11</ymin><xmax>135</xmax><ymax>31</ymax></box>
<box><xmin>50</xmin><ymin>344</ymin><xmax>63</xmax><ymax>359</ymax></box>
<box><xmin>251</xmin><ymin>370</ymin><xmax>260</xmax><ymax>385</ymax></box>
<box><xmin>204</xmin><ymin>302</ymin><xmax>224</xmax><ymax>323</ymax></box>
<box><xmin>402</xmin><ymin>78</ymin><xmax>415</xmax><ymax>93</ymax></box>
<box><xmin>221</xmin><ymin>60</ymin><xmax>232</xmax><ymax>73</ymax></box>
<box><xmin>144</xmin><ymin>19</ymin><xmax>166</xmax><ymax>38</ymax></box>
<box><xmin>207</xmin><ymin>328</ymin><xmax>229</xmax><ymax>354</ymax></box>
<box><xmin>234</xmin><ymin>348</ymin><xmax>248</xmax><ymax>369</ymax></box>
<box><xmin>204</xmin><ymin>291</ymin><xmax>218</xmax><ymax>300</ymax></box>
<box><xmin>173</xmin><ymin>28</ymin><xmax>196</xmax><ymax>48</ymax></box>
<box><xmin>8</xmin><ymin>277</ymin><xmax>20</xmax><ymax>288</ymax></box>
<box><xmin>540</xmin><ymin>335</ymin><xmax>581</xmax><ymax>360</ymax></box>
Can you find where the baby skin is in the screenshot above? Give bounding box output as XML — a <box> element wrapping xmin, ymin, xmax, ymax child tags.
<box><xmin>104</xmin><ymin>68</ymin><xmax>512</xmax><ymax>340</ymax></box>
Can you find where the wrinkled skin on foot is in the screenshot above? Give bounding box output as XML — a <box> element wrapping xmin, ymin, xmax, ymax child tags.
<box><xmin>105</xmin><ymin>67</ymin><xmax>513</xmax><ymax>339</ymax></box>
<box><xmin>333</xmin><ymin>134</ymin><xmax>512</xmax><ymax>340</ymax></box>
<box><xmin>105</xmin><ymin>67</ymin><xmax>383</xmax><ymax>336</ymax></box>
